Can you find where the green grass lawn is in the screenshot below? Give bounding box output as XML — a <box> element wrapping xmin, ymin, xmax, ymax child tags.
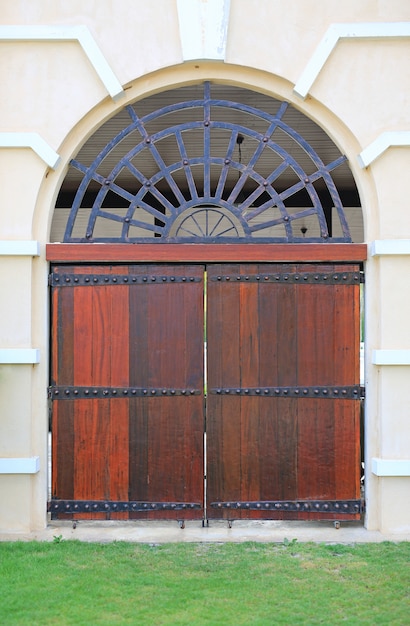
<box><xmin>0</xmin><ymin>540</ymin><xmax>408</xmax><ymax>625</ymax></box>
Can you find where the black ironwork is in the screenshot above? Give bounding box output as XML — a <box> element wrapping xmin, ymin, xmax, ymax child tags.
<box><xmin>211</xmin><ymin>500</ymin><xmax>363</xmax><ymax>514</ymax></box>
<box><xmin>48</xmin><ymin>500</ymin><xmax>201</xmax><ymax>514</ymax></box>
<box><xmin>49</xmin><ymin>273</ymin><xmax>202</xmax><ymax>287</ymax></box>
<box><xmin>63</xmin><ymin>82</ymin><xmax>353</xmax><ymax>243</ymax></box>
<box><xmin>210</xmin><ymin>386</ymin><xmax>364</xmax><ymax>399</ymax></box>
<box><xmin>210</xmin><ymin>271</ymin><xmax>363</xmax><ymax>284</ymax></box>
<box><xmin>48</xmin><ymin>386</ymin><xmax>201</xmax><ymax>399</ymax></box>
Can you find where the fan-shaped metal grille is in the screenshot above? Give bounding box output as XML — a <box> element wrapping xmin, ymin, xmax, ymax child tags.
<box><xmin>63</xmin><ymin>82</ymin><xmax>352</xmax><ymax>243</ymax></box>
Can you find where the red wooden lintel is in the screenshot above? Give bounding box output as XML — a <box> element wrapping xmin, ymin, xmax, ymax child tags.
<box><xmin>46</xmin><ymin>243</ymin><xmax>367</xmax><ymax>263</ymax></box>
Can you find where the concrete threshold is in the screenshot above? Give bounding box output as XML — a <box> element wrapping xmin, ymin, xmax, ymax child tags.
<box><xmin>1</xmin><ymin>520</ymin><xmax>409</xmax><ymax>543</ymax></box>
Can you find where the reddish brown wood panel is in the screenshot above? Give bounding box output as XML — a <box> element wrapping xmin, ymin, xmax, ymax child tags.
<box><xmin>51</xmin><ymin>264</ymin><xmax>204</xmax><ymax>520</ymax></box>
<box><xmin>206</xmin><ymin>263</ymin><xmax>361</xmax><ymax>520</ymax></box>
<box><xmin>46</xmin><ymin>243</ymin><xmax>367</xmax><ymax>263</ymax></box>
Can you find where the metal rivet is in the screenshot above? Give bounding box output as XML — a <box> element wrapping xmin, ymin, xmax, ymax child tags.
<box><xmin>65</xmin><ymin>389</ymin><xmax>70</xmax><ymax>395</ymax></box>
<box><xmin>74</xmin><ymin>277</ymin><xmax>79</xmax><ymax>283</ymax></box>
<box><xmin>204</xmin><ymin>121</ymin><xmax>210</xmax><ymax>127</ymax></box>
<box><xmin>162</xmin><ymin>277</ymin><xmax>167</xmax><ymax>282</ymax></box>
<box><xmin>125</xmin><ymin>217</ymin><xmax>130</xmax><ymax>223</ymax></box>
<box><xmin>123</xmin><ymin>277</ymin><xmax>128</xmax><ymax>282</ymax></box>
<box><xmin>93</xmin><ymin>277</ymin><xmax>98</xmax><ymax>282</ymax></box>
<box><xmin>263</xmin><ymin>137</ymin><xmax>268</xmax><ymax>142</ymax></box>
<box><xmin>162</xmin><ymin>389</ymin><xmax>167</xmax><ymax>394</ymax></box>
<box><xmin>151</xmin><ymin>390</ymin><xmax>156</xmax><ymax>395</ymax></box>
<box><xmin>113</xmin><ymin>277</ymin><xmax>117</xmax><ymax>282</ymax></box>
<box><xmin>145</xmin><ymin>138</ymin><xmax>151</xmax><ymax>144</ymax></box>
<box><xmin>225</xmin><ymin>159</ymin><xmax>230</xmax><ymax>165</ymax></box>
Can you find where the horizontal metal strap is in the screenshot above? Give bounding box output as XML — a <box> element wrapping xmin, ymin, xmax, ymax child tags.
<box><xmin>211</xmin><ymin>500</ymin><xmax>363</xmax><ymax>514</ymax></box>
<box><xmin>50</xmin><ymin>273</ymin><xmax>202</xmax><ymax>286</ymax></box>
<box><xmin>210</xmin><ymin>386</ymin><xmax>364</xmax><ymax>399</ymax></box>
<box><xmin>49</xmin><ymin>386</ymin><xmax>201</xmax><ymax>399</ymax></box>
<box><xmin>210</xmin><ymin>271</ymin><xmax>362</xmax><ymax>284</ymax></box>
<box><xmin>48</xmin><ymin>500</ymin><xmax>201</xmax><ymax>513</ymax></box>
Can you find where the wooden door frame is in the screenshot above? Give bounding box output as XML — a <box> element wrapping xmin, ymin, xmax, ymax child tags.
<box><xmin>46</xmin><ymin>243</ymin><xmax>367</xmax><ymax>264</ymax></box>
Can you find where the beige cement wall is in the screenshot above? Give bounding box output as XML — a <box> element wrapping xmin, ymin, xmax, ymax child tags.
<box><xmin>0</xmin><ymin>0</ymin><xmax>409</xmax><ymax>534</ymax></box>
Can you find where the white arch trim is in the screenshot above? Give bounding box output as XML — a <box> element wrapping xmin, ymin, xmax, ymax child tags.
<box><xmin>358</xmin><ymin>132</ymin><xmax>410</xmax><ymax>168</ymax></box>
<box><xmin>294</xmin><ymin>22</ymin><xmax>410</xmax><ymax>99</ymax></box>
<box><xmin>372</xmin><ymin>459</ymin><xmax>410</xmax><ymax>477</ymax></box>
<box><xmin>0</xmin><ymin>25</ymin><xmax>124</xmax><ymax>101</ymax></box>
<box><xmin>372</xmin><ymin>350</ymin><xmax>410</xmax><ymax>365</ymax></box>
<box><xmin>0</xmin><ymin>241</ymin><xmax>40</xmax><ymax>256</ymax></box>
<box><xmin>0</xmin><ymin>132</ymin><xmax>60</xmax><ymax>169</ymax></box>
<box><xmin>177</xmin><ymin>0</ymin><xmax>231</xmax><ymax>61</ymax></box>
<box><xmin>0</xmin><ymin>349</ymin><xmax>40</xmax><ymax>364</ymax></box>
<box><xmin>0</xmin><ymin>457</ymin><xmax>40</xmax><ymax>474</ymax></box>
<box><xmin>370</xmin><ymin>239</ymin><xmax>410</xmax><ymax>256</ymax></box>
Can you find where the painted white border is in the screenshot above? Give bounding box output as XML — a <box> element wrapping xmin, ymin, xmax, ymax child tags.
<box><xmin>372</xmin><ymin>458</ymin><xmax>410</xmax><ymax>477</ymax></box>
<box><xmin>0</xmin><ymin>25</ymin><xmax>124</xmax><ymax>101</ymax></box>
<box><xmin>294</xmin><ymin>22</ymin><xmax>410</xmax><ymax>99</ymax></box>
<box><xmin>372</xmin><ymin>350</ymin><xmax>410</xmax><ymax>365</ymax></box>
<box><xmin>0</xmin><ymin>457</ymin><xmax>40</xmax><ymax>474</ymax></box>
<box><xmin>358</xmin><ymin>131</ymin><xmax>410</xmax><ymax>168</ymax></box>
<box><xmin>371</xmin><ymin>240</ymin><xmax>410</xmax><ymax>256</ymax></box>
<box><xmin>0</xmin><ymin>132</ymin><xmax>60</xmax><ymax>169</ymax></box>
<box><xmin>0</xmin><ymin>240</ymin><xmax>40</xmax><ymax>256</ymax></box>
<box><xmin>177</xmin><ymin>0</ymin><xmax>231</xmax><ymax>61</ymax></box>
<box><xmin>0</xmin><ymin>349</ymin><xmax>40</xmax><ymax>364</ymax></box>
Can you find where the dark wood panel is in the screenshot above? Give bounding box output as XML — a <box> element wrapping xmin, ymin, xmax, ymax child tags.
<box><xmin>46</xmin><ymin>243</ymin><xmax>367</xmax><ymax>263</ymax></box>
<box><xmin>128</xmin><ymin>265</ymin><xmax>204</xmax><ymax>520</ymax></box>
<box><xmin>206</xmin><ymin>262</ymin><xmax>361</xmax><ymax>520</ymax></box>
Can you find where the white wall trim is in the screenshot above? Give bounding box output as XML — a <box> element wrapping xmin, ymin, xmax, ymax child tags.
<box><xmin>0</xmin><ymin>132</ymin><xmax>60</xmax><ymax>169</ymax></box>
<box><xmin>294</xmin><ymin>22</ymin><xmax>410</xmax><ymax>99</ymax></box>
<box><xmin>177</xmin><ymin>0</ymin><xmax>231</xmax><ymax>61</ymax></box>
<box><xmin>372</xmin><ymin>458</ymin><xmax>410</xmax><ymax>477</ymax></box>
<box><xmin>0</xmin><ymin>349</ymin><xmax>40</xmax><ymax>364</ymax></box>
<box><xmin>371</xmin><ymin>239</ymin><xmax>410</xmax><ymax>256</ymax></box>
<box><xmin>372</xmin><ymin>350</ymin><xmax>410</xmax><ymax>365</ymax></box>
<box><xmin>0</xmin><ymin>24</ymin><xmax>124</xmax><ymax>101</ymax></box>
<box><xmin>0</xmin><ymin>457</ymin><xmax>40</xmax><ymax>474</ymax></box>
<box><xmin>358</xmin><ymin>131</ymin><xmax>410</xmax><ymax>168</ymax></box>
<box><xmin>0</xmin><ymin>240</ymin><xmax>40</xmax><ymax>256</ymax></box>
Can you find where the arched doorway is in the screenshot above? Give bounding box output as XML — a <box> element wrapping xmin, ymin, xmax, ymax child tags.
<box><xmin>47</xmin><ymin>82</ymin><xmax>366</xmax><ymax>524</ymax></box>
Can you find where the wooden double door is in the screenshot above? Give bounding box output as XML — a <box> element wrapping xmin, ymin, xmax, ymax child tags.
<box><xmin>50</xmin><ymin>262</ymin><xmax>362</xmax><ymax>522</ymax></box>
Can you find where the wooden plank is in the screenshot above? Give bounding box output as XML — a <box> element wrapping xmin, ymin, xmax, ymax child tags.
<box><xmin>129</xmin><ymin>265</ymin><xmax>204</xmax><ymax>520</ymax></box>
<box><xmin>51</xmin><ymin>277</ymin><xmax>74</xmax><ymax>508</ymax></box>
<box><xmin>207</xmin><ymin>264</ymin><xmax>242</xmax><ymax>519</ymax></box>
<box><xmin>46</xmin><ymin>243</ymin><xmax>367</xmax><ymax>263</ymax></box>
